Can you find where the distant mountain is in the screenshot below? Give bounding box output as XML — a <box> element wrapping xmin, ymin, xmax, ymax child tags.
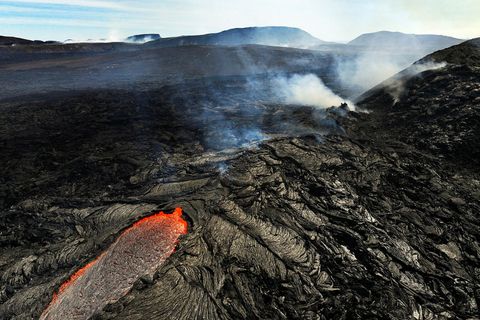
<box><xmin>0</xmin><ymin>36</ymin><xmax>59</xmax><ymax>46</ymax></box>
<box><xmin>0</xmin><ymin>36</ymin><xmax>33</xmax><ymax>46</ymax></box>
<box><xmin>147</xmin><ymin>26</ymin><xmax>327</xmax><ymax>48</ymax></box>
<box><xmin>348</xmin><ymin>31</ymin><xmax>464</xmax><ymax>53</ymax></box>
<box><xmin>125</xmin><ymin>34</ymin><xmax>161</xmax><ymax>43</ymax></box>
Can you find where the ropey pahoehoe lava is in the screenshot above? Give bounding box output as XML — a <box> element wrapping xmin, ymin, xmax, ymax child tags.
<box><xmin>1</xmin><ymin>22</ymin><xmax>479</xmax><ymax>320</ymax></box>
<box><xmin>40</xmin><ymin>208</ymin><xmax>188</xmax><ymax>320</ymax></box>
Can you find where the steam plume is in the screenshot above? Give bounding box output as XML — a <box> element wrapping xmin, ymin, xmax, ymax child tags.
<box><xmin>273</xmin><ymin>74</ymin><xmax>356</xmax><ymax>110</ymax></box>
<box><xmin>385</xmin><ymin>61</ymin><xmax>447</xmax><ymax>103</ymax></box>
<box><xmin>335</xmin><ymin>52</ymin><xmax>409</xmax><ymax>96</ymax></box>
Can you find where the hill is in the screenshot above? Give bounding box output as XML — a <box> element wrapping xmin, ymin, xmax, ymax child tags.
<box><xmin>421</xmin><ymin>37</ymin><xmax>480</xmax><ymax>66</ymax></box>
<box><xmin>354</xmin><ymin>38</ymin><xmax>480</xmax><ymax>165</ymax></box>
<box><xmin>0</xmin><ymin>35</ymin><xmax>33</xmax><ymax>46</ymax></box>
<box><xmin>349</xmin><ymin>31</ymin><xmax>463</xmax><ymax>53</ymax></box>
<box><xmin>0</xmin><ymin>36</ymin><xmax>60</xmax><ymax>46</ymax></box>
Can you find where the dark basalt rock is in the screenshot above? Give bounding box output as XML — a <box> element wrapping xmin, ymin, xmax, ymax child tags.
<box><xmin>1</xmin><ymin>40</ymin><xmax>479</xmax><ymax>319</ymax></box>
<box><xmin>353</xmin><ymin>41</ymin><xmax>480</xmax><ymax>167</ymax></box>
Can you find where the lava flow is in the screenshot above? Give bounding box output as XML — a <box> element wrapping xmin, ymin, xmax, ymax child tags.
<box><xmin>40</xmin><ymin>207</ymin><xmax>188</xmax><ymax>320</ymax></box>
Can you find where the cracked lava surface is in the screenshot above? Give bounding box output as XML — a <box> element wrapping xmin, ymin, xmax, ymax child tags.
<box><xmin>40</xmin><ymin>208</ymin><xmax>188</xmax><ymax>320</ymax></box>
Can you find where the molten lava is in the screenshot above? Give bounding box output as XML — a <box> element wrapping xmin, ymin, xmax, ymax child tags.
<box><xmin>41</xmin><ymin>207</ymin><xmax>187</xmax><ymax>320</ymax></box>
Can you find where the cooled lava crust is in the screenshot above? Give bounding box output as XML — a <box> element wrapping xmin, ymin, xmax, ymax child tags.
<box><xmin>1</xmin><ymin>39</ymin><xmax>479</xmax><ymax>319</ymax></box>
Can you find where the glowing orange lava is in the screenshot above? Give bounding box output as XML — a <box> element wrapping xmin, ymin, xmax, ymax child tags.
<box><xmin>41</xmin><ymin>207</ymin><xmax>187</xmax><ymax>320</ymax></box>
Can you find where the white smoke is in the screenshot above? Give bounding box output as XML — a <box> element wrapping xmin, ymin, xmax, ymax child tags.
<box><xmin>410</xmin><ymin>61</ymin><xmax>447</xmax><ymax>74</ymax></box>
<box><xmin>125</xmin><ymin>35</ymin><xmax>158</xmax><ymax>44</ymax></box>
<box><xmin>62</xmin><ymin>29</ymin><xmax>123</xmax><ymax>44</ymax></box>
<box><xmin>385</xmin><ymin>61</ymin><xmax>447</xmax><ymax>103</ymax></box>
<box><xmin>336</xmin><ymin>52</ymin><xmax>409</xmax><ymax>96</ymax></box>
<box><xmin>107</xmin><ymin>29</ymin><xmax>122</xmax><ymax>42</ymax></box>
<box><xmin>273</xmin><ymin>74</ymin><xmax>356</xmax><ymax>110</ymax></box>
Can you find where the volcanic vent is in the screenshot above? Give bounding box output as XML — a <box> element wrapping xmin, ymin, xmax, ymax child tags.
<box><xmin>40</xmin><ymin>208</ymin><xmax>188</xmax><ymax>320</ymax></box>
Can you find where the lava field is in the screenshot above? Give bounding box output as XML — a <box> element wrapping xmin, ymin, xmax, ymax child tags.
<box><xmin>0</xmin><ymin>38</ymin><xmax>479</xmax><ymax>320</ymax></box>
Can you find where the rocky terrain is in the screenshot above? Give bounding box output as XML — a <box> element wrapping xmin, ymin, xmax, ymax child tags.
<box><xmin>0</xmin><ymin>35</ymin><xmax>479</xmax><ymax>320</ymax></box>
<box><xmin>0</xmin><ymin>43</ymin><xmax>346</xmax><ymax>100</ymax></box>
<box><xmin>354</xmin><ymin>38</ymin><xmax>480</xmax><ymax>166</ymax></box>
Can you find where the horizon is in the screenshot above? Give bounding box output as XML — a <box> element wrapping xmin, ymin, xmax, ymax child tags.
<box><xmin>0</xmin><ymin>26</ymin><xmax>474</xmax><ymax>44</ymax></box>
<box><xmin>0</xmin><ymin>0</ymin><xmax>479</xmax><ymax>42</ymax></box>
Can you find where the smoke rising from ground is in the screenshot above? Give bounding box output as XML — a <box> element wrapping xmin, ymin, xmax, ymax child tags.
<box><xmin>385</xmin><ymin>61</ymin><xmax>447</xmax><ymax>103</ymax></box>
<box><xmin>333</xmin><ymin>33</ymin><xmax>453</xmax><ymax>99</ymax></box>
<box><xmin>410</xmin><ymin>61</ymin><xmax>447</xmax><ymax>74</ymax></box>
<box><xmin>335</xmin><ymin>52</ymin><xmax>409</xmax><ymax>97</ymax></box>
<box><xmin>174</xmin><ymin>73</ymin><xmax>352</xmax><ymax>152</ymax></box>
<box><xmin>273</xmin><ymin>74</ymin><xmax>356</xmax><ymax>110</ymax></box>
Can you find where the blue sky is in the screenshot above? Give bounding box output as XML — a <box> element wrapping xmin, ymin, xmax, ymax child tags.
<box><xmin>0</xmin><ymin>0</ymin><xmax>479</xmax><ymax>41</ymax></box>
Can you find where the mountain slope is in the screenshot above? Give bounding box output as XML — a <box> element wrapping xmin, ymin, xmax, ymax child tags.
<box><xmin>0</xmin><ymin>35</ymin><xmax>59</xmax><ymax>46</ymax></box>
<box><xmin>147</xmin><ymin>26</ymin><xmax>327</xmax><ymax>48</ymax></box>
<box><xmin>353</xmin><ymin>38</ymin><xmax>480</xmax><ymax>166</ymax></box>
<box><xmin>422</xmin><ymin>37</ymin><xmax>480</xmax><ymax>66</ymax></box>
<box><xmin>0</xmin><ymin>35</ymin><xmax>33</xmax><ymax>46</ymax></box>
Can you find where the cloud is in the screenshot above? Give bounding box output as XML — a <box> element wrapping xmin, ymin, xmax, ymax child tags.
<box><xmin>6</xmin><ymin>0</ymin><xmax>128</xmax><ymax>10</ymax></box>
<box><xmin>0</xmin><ymin>16</ymin><xmax>110</xmax><ymax>28</ymax></box>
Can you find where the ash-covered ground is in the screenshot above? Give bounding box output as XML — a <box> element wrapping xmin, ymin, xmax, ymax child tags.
<box><xmin>1</xmin><ymin>38</ymin><xmax>479</xmax><ymax>319</ymax></box>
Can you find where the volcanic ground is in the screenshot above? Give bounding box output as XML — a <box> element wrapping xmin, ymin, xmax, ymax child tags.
<box><xmin>1</xmin><ymin>38</ymin><xmax>479</xmax><ymax>320</ymax></box>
